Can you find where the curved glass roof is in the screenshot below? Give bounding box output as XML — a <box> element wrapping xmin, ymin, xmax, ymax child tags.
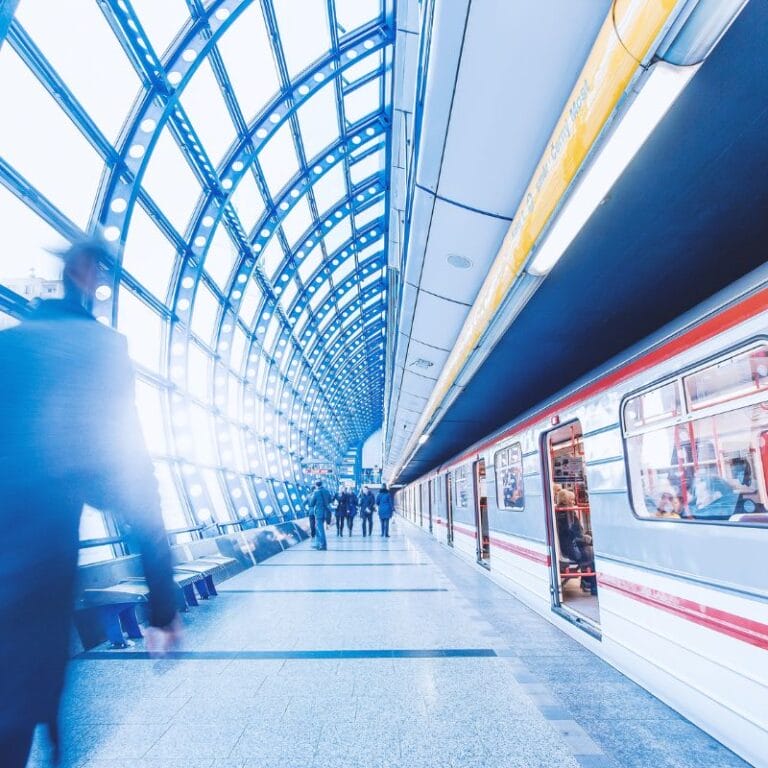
<box><xmin>0</xmin><ymin>0</ymin><xmax>392</xmax><ymax>538</ymax></box>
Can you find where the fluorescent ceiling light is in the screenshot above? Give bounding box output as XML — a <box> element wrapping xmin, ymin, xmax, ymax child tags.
<box><xmin>417</xmin><ymin>433</ymin><xmax>429</xmax><ymax>445</ymax></box>
<box><xmin>528</xmin><ymin>61</ymin><xmax>700</xmax><ymax>277</ymax></box>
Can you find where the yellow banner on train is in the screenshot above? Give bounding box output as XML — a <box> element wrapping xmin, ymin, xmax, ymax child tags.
<box><xmin>399</xmin><ymin>0</ymin><xmax>682</xmax><ymax>474</ymax></box>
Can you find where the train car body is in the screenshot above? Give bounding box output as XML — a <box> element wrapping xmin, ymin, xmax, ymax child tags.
<box><xmin>397</xmin><ymin>267</ymin><xmax>768</xmax><ymax>768</ymax></box>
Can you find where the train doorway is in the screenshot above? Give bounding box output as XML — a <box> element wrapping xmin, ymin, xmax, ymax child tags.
<box><xmin>473</xmin><ymin>459</ymin><xmax>491</xmax><ymax>568</ymax></box>
<box><xmin>427</xmin><ymin>479</ymin><xmax>434</xmax><ymax>533</ymax></box>
<box><xmin>543</xmin><ymin>421</ymin><xmax>600</xmax><ymax>629</ymax></box>
<box><xmin>445</xmin><ymin>472</ymin><xmax>455</xmax><ymax>547</ymax></box>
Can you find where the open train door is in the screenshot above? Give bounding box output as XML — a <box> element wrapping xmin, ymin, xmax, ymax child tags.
<box><xmin>473</xmin><ymin>459</ymin><xmax>491</xmax><ymax>568</ymax></box>
<box><xmin>542</xmin><ymin>421</ymin><xmax>601</xmax><ymax>632</ymax></box>
<box><xmin>445</xmin><ymin>472</ymin><xmax>455</xmax><ymax>547</ymax></box>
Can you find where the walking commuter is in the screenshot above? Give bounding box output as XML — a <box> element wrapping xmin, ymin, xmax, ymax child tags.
<box><xmin>307</xmin><ymin>490</ymin><xmax>317</xmax><ymax>539</ymax></box>
<box><xmin>309</xmin><ymin>480</ymin><xmax>333</xmax><ymax>550</ymax></box>
<box><xmin>377</xmin><ymin>483</ymin><xmax>394</xmax><ymax>537</ymax></box>
<box><xmin>346</xmin><ymin>488</ymin><xmax>358</xmax><ymax>535</ymax></box>
<box><xmin>335</xmin><ymin>488</ymin><xmax>349</xmax><ymax>536</ymax></box>
<box><xmin>359</xmin><ymin>485</ymin><xmax>376</xmax><ymax>537</ymax></box>
<box><xmin>0</xmin><ymin>239</ymin><xmax>181</xmax><ymax>767</ymax></box>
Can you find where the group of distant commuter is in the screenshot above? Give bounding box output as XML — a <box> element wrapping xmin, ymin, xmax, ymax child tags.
<box><xmin>307</xmin><ymin>481</ymin><xmax>394</xmax><ymax>550</ymax></box>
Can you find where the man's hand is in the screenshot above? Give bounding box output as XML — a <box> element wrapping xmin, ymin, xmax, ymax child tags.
<box><xmin>145</xmin><ymin>614</ymin><xmax>182</xmax><ymax>658</ymax></box>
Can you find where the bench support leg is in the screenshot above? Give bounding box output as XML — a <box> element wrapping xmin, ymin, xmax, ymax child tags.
<box><xmin>183</xmin><ymin>584</ymin><xmax>199</xmax><ymax>607</ymax></box>
<box><xmin>194</xmin><ymin>579</ymin><xmax>210</xmax><ymax>600</ymax></box>
<box><xmin>119</xmin><ymin>606</ymin><xmax>143</xmax><ymax>639</ymax></box>
<box><xmin>101</xmin><ymin>607</ymin><xmax>127</xmax><ymax>648</ymax></box>
<box><xmin>205</xmin><ymin>574</ymin><xmax>218</xmax><ymax>596</ymax></box>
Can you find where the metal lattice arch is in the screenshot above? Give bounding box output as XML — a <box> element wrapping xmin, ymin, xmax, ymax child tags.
<box><xmin>0</xmin><ymin>0</ymin><xmax>393</xmax><ymax>537</ymax></box>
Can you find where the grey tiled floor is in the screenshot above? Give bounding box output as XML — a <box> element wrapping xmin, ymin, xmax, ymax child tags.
<box><xmin>26</xmin><ymin>519</ymin><xmax>752</xmax><ymax>767</ymax></box>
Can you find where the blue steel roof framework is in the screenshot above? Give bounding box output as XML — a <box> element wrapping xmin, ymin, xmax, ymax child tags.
<box><xmin>0</xmin><ymin>0</ymin><xmax>393</xmax><ymax>539</ymax></box>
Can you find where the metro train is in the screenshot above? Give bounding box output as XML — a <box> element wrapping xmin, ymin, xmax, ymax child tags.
<box><xmin>396</xmin><ymin>265</ymin><xmax>768</xmax><ymax>768</ymax></box>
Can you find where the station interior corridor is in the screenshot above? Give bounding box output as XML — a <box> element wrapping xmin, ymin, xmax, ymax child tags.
<box><xmin>27</xmin><ymin>521</ymin><xmax>750</xmax><ymax>768</ymax></box>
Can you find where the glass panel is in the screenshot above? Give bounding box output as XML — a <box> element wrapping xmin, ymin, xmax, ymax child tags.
<box><xmin>281</xmin><ymin>197</ymin><xmax>313</xmax><ymax>248</ymax></box>
<box><xmin>227</xmin><ymin>373</ymin><xmax>241</xmax><ymax>420</ymax></box>
<box><xmin>260</xmin><ymin>236</ymin><xmax>285</xmax><ymax>282</ymax></box>
<box><xmin>142</xmin><ymin>127</ymin><xmax>202</xmax><ymax>236</ymax></box>
<box><xmin>155</xmin><ymin>461</ymin><xmax>189</xmax><ymax>530</ymax></box>
<box><xmin>278</xmin><ymin>280</ymin><xmax>298</xmax><ymax>312</ymax></box>
<box><xmin>298</xmin><ymin>244</ymin><xmax>323</xmax><ymax>283</ymax></box>
<box><xmin>355</xmin><ymin>199</ymin><xmax>385</xmax><ymax>228</ymax></box>
<box><xmin>217</xmin><ymin>2</ymin><xmax>279</xmax><ymax>124</ymax></box>
<box><xmin>130</xmin><ymin>0</ymin><xmax>190</xmax><ymax>59</ymax></box>
<box><xmin>187</xmin><ymin>342</ymin><xmax>211</xmax><ymax>402</ymax></box>
<box><xmin>263</xmin><ymin>315</ymin><xmax>280</xmax><ymax>352</ymax></box>
<box><xmin>332</xmin><ymin>255</ymin><xmax>355</xmax><ymax>285</ymax></box>
<box><xmin>0</xmin><ymin>185</ymin><xmax>66</xmax><ymax>295</ymax></box>
<box><xmin>202</xmin><ymin>468</ymin><xmax>234</xmax><ymax>522</ymax></box>
<box><xmin>684</xmin><ymin>345</ymin><xmax>768</xmax><ymax>411</ymax></box>
<box><xmin>78</xmin><ymin>505</ymin><xmax>114</xmax><ymax>565</ymax></box>
<box><xmin>258</xmin><ymin>123</ymin><xmax>300</xmax><ymax>199</ymax></box>
<box><xmin>343</xmin><ymin>50</ymin><xmax>382</xmax><ymax>84</ymax></box>
<box><xmin>122</xmin><ymin>204</ymin><xmax>177</xmax><ymax>302</ymax></box>
<box><xmin>325</xmin><ymin>217</ymin><xmax>351</xmax><ymax>254</ymax></box>
<box><xmin>297</xmin><ymin>81</ymin><xmax>339</xmax><ymax>159</ymax></box>
<box><xmin>190</xmin><ymin>280</ymin><xmax>220</xmax><ymax>345</ymax></box>
<box><xmin>335</xmin><ymin>0</ymin><xmax>382</xmax><ymax>35</ymax></box>
<box><xmin>181</xmin><ymin>57</ymin><xmax>238</xmax><ymax>168</ymax></box>
<box><xmin>205</xmin><ymin>224</ymin><xmax>239</xmax><ymax>291</ymax></box>
<box><xmin>309</xmin><ymin>280</ymin><xmax>330</xmax><ymax>310</ymax></box>
<box><xmin>350</xmin><ymin>149</ymin><xmax>384</xmax><ymax>184</ymax></box>
<box><xmin>344</xmin><ymin>78</ymin><xmax>381</xmax><ymax>124</ymax></box>
<box><xmin>231</xmin><ymin>324</ymin><xmax>249</xmax><ymax>373</ymax></box>
<box><xmin>135</xmin><ymin>379</ymin><xmax>167</xmax><ymax>454</ymax></box>
<box><xmin>311</xmin><ymin>163</ymin><xmax>346</xmax><ymax>215</ymax></box>
<box><xmin>189</xmin><ymin>404</ymin><xmax>217</xmax><ymax>465</ymax></box>
<box><xmin>0</xmin><ymin>45</ymin><xmax>104</xmax><ymax>227</ymax></box>
<box><xmin>627</xmin><ymin>402</ymin><xmax>768</xmax><ymax>524</ymax></box>
<box><xmin>16</xmin><ymin>0</ymin><xmax>142</xmax><ymax>143</ymax></box>
<box><xmin>624</xmin><ymin>381</ymin><xmax>682</xmax><ymax>432</ymax></box>
<box><xmin>238</xmin><ymin>277</ymin><xmax>263</xmax><ymax>329</ymax></box>
<box><xmin>117</xmin><ymin>288</ymin><xmax>163</xmax><ymax>372</ymax></box>
<box><xmin>273</xmin><ymin>0</ymin><xmax>330</xmax><ymax>80</ymax></box>
<box><xmin>494</xmin><ymin>444</ymin><xmax>524</xmax><ymax>510</ymax></box>
<box><xmin>230</xmin><ymin>171</ymin><xmax>265</xmax><ymax>234</ymax></box>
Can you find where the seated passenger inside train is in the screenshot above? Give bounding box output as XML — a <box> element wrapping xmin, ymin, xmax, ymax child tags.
<box><xmin>689</xmin><ymin>469</ymin><xmax>742</xmax><ymax>520</ymax></box>
<box><xmin>555</xmin><ymin>489</ymin><xmax>596</xmax><ymax>594</ymax></box>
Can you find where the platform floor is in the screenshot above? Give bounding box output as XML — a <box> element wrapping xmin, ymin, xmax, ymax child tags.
<box><xmin>27</xmin><ymin>519</ymin><xmax>752</xmax><ymax>768</ymax></box>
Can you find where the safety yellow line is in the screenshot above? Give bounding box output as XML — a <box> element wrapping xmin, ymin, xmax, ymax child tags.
<box><xmin>395</xmin><ymin>0</ymin><xmax>681</xmax><ymax>477</ymax></box>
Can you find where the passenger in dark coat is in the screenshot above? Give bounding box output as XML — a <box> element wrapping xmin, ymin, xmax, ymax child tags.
<box><xmin>358</xmin><ymin>486</ymin><xmax>376</xmax><ymax>537</ymax></box>
<box><xmin>335</xmin><ymin>490</ymin><xmax>349</xmax><ymax>536</ymax></box>
<box><xmin>308</xmin><ymin>480</ymin><xmax>333</xmax><ymax>550</ymax></box>
<box><xmin>345</xmin><ymin>489</ymin><xmax>358</xmax><ymax>535</ymax></box>
<box><xmin>376</xmin><ymin>484</ymin><xmax>394</xmax><ymax>537</ymax></box>
<box><xmin>0</xmin><ymin>241</ymin><xmax>180</xmax><ymax>767</ymax></box>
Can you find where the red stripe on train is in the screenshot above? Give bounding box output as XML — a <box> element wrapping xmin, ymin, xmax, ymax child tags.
<box><xmin>434</xmin><ymin>520</ymin><xmax>550</xmax><ymax>565</ymax></box>
<box><xmin>599</xmin><ymin>574</ymin><xmax>768</xmax><ymax>651</ymax></box>
<box><xmin>442</xmin><ymin>286</ymin><xmax>768</xmax><ymax>472</ymax></box>
<box><xmin>489</xmin><ymin>537</ymin><xmax>550</xmax><ymax>566</ymax></box>
<box><xmin>432</xmin><ymin>520</ymin><xmax>766</xmax><ymax>650</ymax></box>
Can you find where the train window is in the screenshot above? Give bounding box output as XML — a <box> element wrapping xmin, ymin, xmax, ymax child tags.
<box><xmin>454</xmin><ymin>465</ymin><xmax>471</xmax><ymax>509</ymax></box>
<box><xmin>494</xmin><ymin>443</ymin><xmax>524</xmax><ymax>510</ymax></box>
<box><xmin>684</xmin><ymin>344</ymin><xmax>768</xmax><ymax>411</ymax></box>
<box><xmin>624</xmin><ymin>345</ymin><xmax>768</xmax><ymax>525</ymax></box>
<box><xmin>624</xmin><ymin>380</ymin><xmax>682</xmax><ymax>431</ymax></box>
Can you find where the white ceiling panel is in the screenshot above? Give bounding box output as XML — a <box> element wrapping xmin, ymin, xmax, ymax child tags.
<box><xmin>420</xmin><ymin>199</ymin><xmax>509</xmax><ymax>305</ymax></box>
<box><xmin>437</xmin><ymin>0</ymin><xmax>612</xmax><ymax>217</ymax></box>
<box><xmin>409</xmin><ymin>291</ymin><xmax>469</xmax><ymax>351</ymax></box>
<box><xmin>400</xmin><ymin>369</ymin><xmax>438</xmax><ymax>399</ymax></box>
<box><xmin>403</xmin><ymin>336</ymin><xmax>450</xmax><ymax>379</ymax></box>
